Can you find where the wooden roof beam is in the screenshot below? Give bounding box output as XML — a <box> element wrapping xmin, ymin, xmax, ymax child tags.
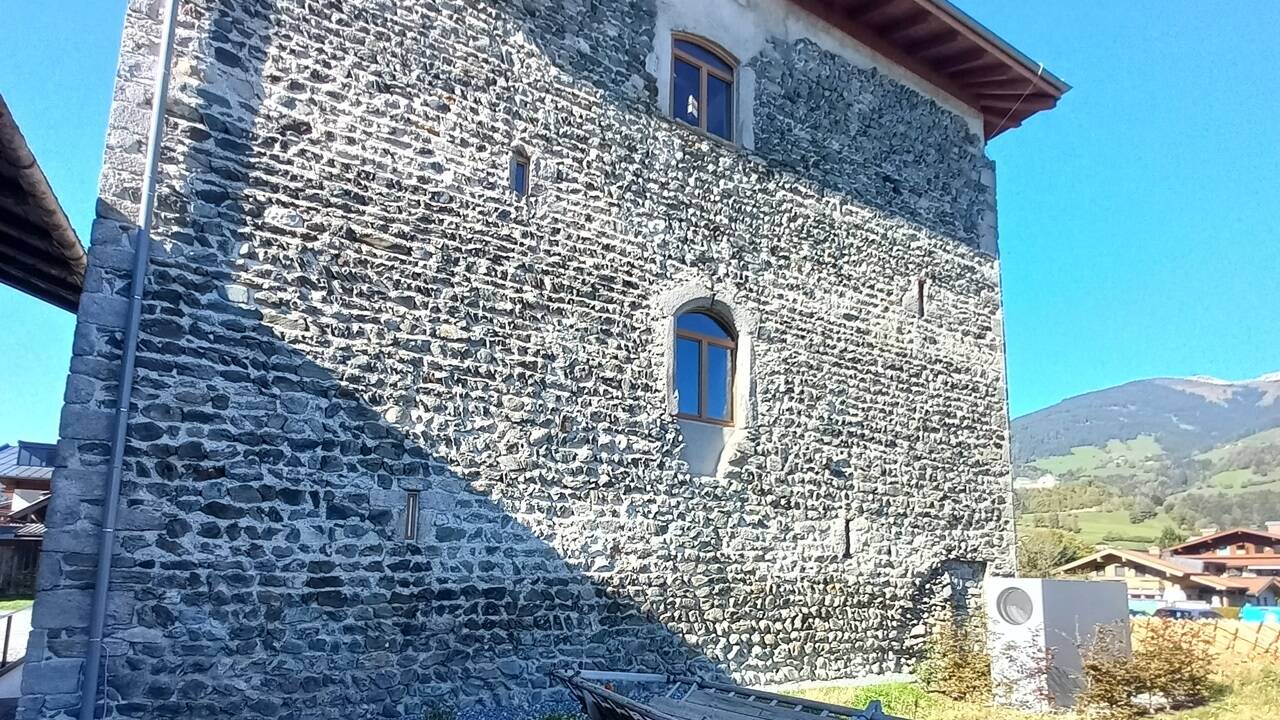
<box><xmin>846</xmin><ymin>0</ymin><xmax>899</xmax><ymax>20</ymax></box>
<box><xmin>930</xmin><ymin>47</ymin><xmax>989</xmax><ymax>73</ymax></box>
<box><xmin>873</xmin><ymin>11</ymin><xmax>935</xmax><ymax>40</ymax></box>
<box><xmin>953</xmin><ymin>62</ymin><xmax>1018</xmax><ymax>83</ymax></box>
<box><xmin>978</xmin><ymin>93</ymin><xmax>1058</xmax><ymax>112</ymax></box>
<box><xmin>903</xmin><ymin>29</ymin><xmax>961</xmax><ymax>56</ymax></box>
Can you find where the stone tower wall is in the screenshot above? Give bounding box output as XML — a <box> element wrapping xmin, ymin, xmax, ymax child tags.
<box><xmin>21</xmin><ymin>0</ymin><xmax>1013</xmax><ymax>717</ymax></box>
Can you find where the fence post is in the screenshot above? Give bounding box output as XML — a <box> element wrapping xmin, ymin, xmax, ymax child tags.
<box><xmin>1</xmin><ymin>613</ymin><xmax>10</xmax><ymax>667</ymax></box>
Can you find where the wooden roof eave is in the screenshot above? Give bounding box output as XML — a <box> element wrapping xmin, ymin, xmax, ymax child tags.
<box><xmin>785</xmin><ymin>0</ymin><xmax>1068</xmax><ymax>140</ymax></box>
<box><xmin>1056</xmin><ymin>549</ymin><xmax>1190</xmax><ymax>578</ymax></box>
<box><xmin>0</xmin><ymin>94</ymin><xmax>85</xmax><ymax>312</ymax></box>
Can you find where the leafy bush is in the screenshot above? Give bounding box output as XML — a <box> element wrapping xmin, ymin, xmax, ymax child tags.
<box><xmin>1017</xmin><ymin>528</ymin><xmax>1092</xmax><ymax>577</ymax></box>
<box><xmin>1156</xmin><ymin>525</ymin><xmax>1187</xmax><ymax>548</ymax></box>
<box><xmin>1079</xmin><ymin>619</ymin><xmax>1216</xmax><ymax>718</ymax></box>
<box><xmin>916</xmin><ymin>615</ymin><xmax>992</xmax><ymax>702</ymax></box>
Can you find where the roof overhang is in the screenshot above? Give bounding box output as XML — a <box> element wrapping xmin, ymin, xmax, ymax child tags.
<box><xmin>1057</xmin><ymin>548</ymin><xmax>1190</xmax><ymax>578</ymax></box>
<box><xmin>0</xmin><ymin>94</ymin><xmax>85</xmax><ymax>312</ymax></box>
<box><xmin>1168</xmin><ymin>527</ymin><xmax>1280</xmax><ymax>555</ymax></box>
<box><xmin>786</xmin><ymin>0</ymin><xmax>1069</xmax><ymax>139</ymax></box>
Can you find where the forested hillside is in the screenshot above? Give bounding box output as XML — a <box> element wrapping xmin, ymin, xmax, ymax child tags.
<box><xmin>1012</xmin><ymin>374</ymin><xmax>1280</xmax><ymax>550</ymax></box>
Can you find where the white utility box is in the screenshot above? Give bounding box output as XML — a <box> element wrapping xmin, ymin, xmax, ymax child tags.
<box><xmin>985</xmin><ymin>577</ymin><xmax>1130</xmax><ymax>710</ymax></box>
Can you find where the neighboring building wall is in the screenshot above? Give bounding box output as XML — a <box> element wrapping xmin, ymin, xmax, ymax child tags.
<box><xmin>22</xmin><ymin>1</ymin><xmax>1011</xmax><ymax>718</ymax></box>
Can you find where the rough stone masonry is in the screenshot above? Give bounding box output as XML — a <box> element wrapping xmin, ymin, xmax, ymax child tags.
<box><xmin>22</xmin><ymin>0</ymin><xmax>1015</xmax><ymax>717</ymax></box>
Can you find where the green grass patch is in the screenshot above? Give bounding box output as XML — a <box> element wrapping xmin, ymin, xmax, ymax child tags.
<box><xmin>0</xmin><ymin>597</ymin><xmax>33</xmax><ymax>613</ymax></box>
<box><xmin>1195</xmin><ymin>427</ymin><xmax>1280</xmax><ymax>463</ymax></box>
<box><xmin>785</xmin><ymin>682</ymin><xmax>934</xmax><ymax>717</ymax></box>
<box><xmin>1019</xmin><ymin>509</ymin><xmax>1179</xmax><ymax>548</ymax></box>
<box><xmin>1028</xmin><ymin>435</ymin><xmax>1164</xmax><ymax>477</ymax></box>
<box><xmin>787</xmin><ymin>666</ymin><xmax>1277</xmax><ymax>720</ymax></box>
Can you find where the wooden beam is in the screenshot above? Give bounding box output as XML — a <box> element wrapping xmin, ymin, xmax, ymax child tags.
<box><xmin>978</xmin><ymin>93</ymin><xmax>1058</xmax><ymax>112</ymax></box>
<box><xmin>953</xmin><ymin>62</ymin><xmax>1017</xmax><ymax>84</ymax></box>
<box><xmin>873</xmin><ymin>10</ymin><xmax>933</xmax><ymax>40</ymax></box>
<box><xmin>845</xmin><ymin>0</ymin><xmax>899</xmax><ymax>20</ymax></box>
<box><xmin>931</xmin><ymin>47</ymin><xmax>989</xmax><ymax>73</ymax></box>
<box><xmin>904</xmin><ymin>29</ymin><xmax>961</xmax><ymax>56</ymax></box>
<box><xmin>968</xmin><ymin>76</ymin><xmax>1050</xmax><ymax>92</ymax></box>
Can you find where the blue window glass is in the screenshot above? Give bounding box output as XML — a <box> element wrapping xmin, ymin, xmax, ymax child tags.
<box><xmin>705</xmin><ymin>344</ymin><xmax>732</xmax><ymax>421</ymax></box>
<box><xmin>674</xmin><ymin>39</ymin><xmax>733</xmax><ymax>75</ymax></box>
<box><xmin>676</xmin><ymin>311</ymin><xmax>731</xmax><ymax>339</ymax></box>
<box><xmin>672</xmin><ymin>37</ymin><xmax>735</xmax><ymax>142</ymax></box>
<box><xmin>675</xmin><ymin>337</ymin><xmax>701</xmax><ymax>416</ymax></box>
<box><xmin>511</xmin><ymin>155</ymin><xmax>529</xmax><ymax>196</ymax></box>
<box><xmin>674</xmin><ymin>310</ymin><xmax>736</xmax><ymax>424</ymax></box>
<box><xmin>706</xmin><ymin>74</ymin><xmax>733</xmax><ymax>141</ymax></box>
<box><xmin>673</xmin><ymin>58</ymin><xmax>701</xmax><ymax>128</ymax></box>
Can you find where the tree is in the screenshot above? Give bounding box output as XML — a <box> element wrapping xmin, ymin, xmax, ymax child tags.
<box><xmin>1157</xmin><ymin>525</ymin><xmax>1187</xmax><ymax>549</ymax></box>
<box><xmin>1018</xmin><ymin>528</ymin><xmax>1094</xmax><ymax>578</ymax></box>
<box><xmin>1128</xmin><ymin>497</ymin><xmax>1157</xmax><ymax>524</ymax></box>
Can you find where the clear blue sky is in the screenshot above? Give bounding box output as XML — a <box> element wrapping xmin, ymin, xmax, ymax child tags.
<box><xmin>0</xmin><ymin>1</ymin><xmax>1276</xmax><ymax>445</ymax></box>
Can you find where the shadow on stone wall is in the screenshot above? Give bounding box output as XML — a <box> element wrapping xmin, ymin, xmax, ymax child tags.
<box><xmin>67</xmin><ymin>1</ymin><xmax>734</xmax><ymax>716</ymax></box>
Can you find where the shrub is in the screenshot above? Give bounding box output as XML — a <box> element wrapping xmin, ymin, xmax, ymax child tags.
<box><xmin>1079</xmin><ymin>619</ymin><xmax>1216</xmax><ymax>718</ymax></box>
<box><xmin>1017</xmin><ymin>528</ymin><xmax>1092</xmax><ymax>577</ymax></box>
<box><xmin>916</xmin><ymin>614</ymin><xmax>992</xmax><ymax>702</ymax></box>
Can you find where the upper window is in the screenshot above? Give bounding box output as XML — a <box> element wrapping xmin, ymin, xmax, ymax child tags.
<box><xmin>510</xmin><ymin>150</ymin><xmax>530</xmax><ymax>196</ymax></box>
<box><xmin>671</xmin><ymin>36</ymin><xmax>735</xmax><ymax>142</ymax></box>
<box><xmin>674</xmin><ymin>310</ymin><xmax>735</xmax><ymax>424</ymax></box>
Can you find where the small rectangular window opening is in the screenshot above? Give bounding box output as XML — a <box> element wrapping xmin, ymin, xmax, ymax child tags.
<box><xmin>916</xmin><ymin>277</ymin><xmax>927</xmax><ymax>318</ymax></box>
<box><xmin>404</xmin><ymin>490</ymin><xmax>420</xmax><ymax>540</ymax></box>
<box><xmin>510</xmin><ymin>152</ymin><xmax>529</xmax><ymax>196</ymax></box>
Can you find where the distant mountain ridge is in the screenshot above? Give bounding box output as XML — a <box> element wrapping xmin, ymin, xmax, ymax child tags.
<box><xmin>1013</xmin><ymin>373</ymin><xmax>1280</xmax><ymax>466</ymax></box>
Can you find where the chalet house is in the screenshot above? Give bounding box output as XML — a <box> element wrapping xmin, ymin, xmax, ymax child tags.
<box><xmin>1167</xmin><ymin>527</ymin><xmax>1280</xmax><ymax>570</ymax></box>
<box><xmin>0</xmin><ymin>443</ymin><xmax>55</xmax><ymax>596</ymax></box>
<box><xmin>21</xmin><ymin>1</ymin><xmax>1066</xmax><ymax>718</ymax></box>
<box><xmin>1057</xmin><ymin>528</ymin><xmax>1280</xmax><ymax>610</ymax></box>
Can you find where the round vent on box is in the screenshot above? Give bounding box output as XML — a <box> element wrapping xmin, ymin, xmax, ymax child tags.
<box><xmin>997</xmin><ymin>587</ymin><xmax>1034</xmax><ymax>625</ymax></box>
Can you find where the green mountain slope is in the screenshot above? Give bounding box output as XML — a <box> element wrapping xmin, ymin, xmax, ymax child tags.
<box><xmin>1012</xmin><ymin>374</ymin><xmax>1280</xmax><ymax>465</ymax></box>
<box><xmin>1014</xmin><ymin>374</ymin><xmax>1280</xmax><ymax>549</ymax></box>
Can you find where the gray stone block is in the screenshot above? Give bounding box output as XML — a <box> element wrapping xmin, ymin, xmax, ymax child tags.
<box><xmin>20</xmin><ymin>658</ymin><xmax>82</xmax><ymax>696</ymax></box>
<box><xmin>30</xmin><ymin>590</ymin><xmax>91</xmax><ymax>631</ymax></box>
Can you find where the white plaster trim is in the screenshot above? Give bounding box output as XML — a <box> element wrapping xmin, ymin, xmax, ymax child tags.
<box><xmin>653</xmin><ymin>275</ymin><xmax>757</xmax><ymax>477</ymax></box>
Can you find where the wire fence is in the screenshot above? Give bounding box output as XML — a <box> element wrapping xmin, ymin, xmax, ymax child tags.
<box><xmin>1132</xmin><ymin>618</ymin><xmax>1280</xmax><ymax>664</ymax></box>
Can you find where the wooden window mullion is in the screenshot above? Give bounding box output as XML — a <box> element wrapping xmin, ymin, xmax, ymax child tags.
<box><xmin>699</xmin><ymin>67</ymin><xmax>708</xmax><ymax>132</ymax></box>
<box><xmin>699</xmin><ymin>338</ymin><xmax>708</xmax><ymax>418</ymax></box>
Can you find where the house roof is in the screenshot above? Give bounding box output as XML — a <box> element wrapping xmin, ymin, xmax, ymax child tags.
<box><xmin>6</xmin><ymin>494</ymin><xmax>48</xmax><ymax>521</ymax></box>
<box><xmin>1167</xmin><ymin>527</ymin><xmax>1280</xmax><ymax>555</ymax></box>
<box><xmin>1056</xmin><ymin>547</ymin><xmax>1280</xmax><ymax>599</ymax></box>
<box><xmin>1187</xmin><ymin>575</ymin><xmax>1280</xmax><ymax>596</ymax></box>
<box><xmin>1189</xmin><ymin>553</ymin><xmax>1280</xmax><ymax>565</ymax></box>
<box><xmin>1056</xmin><ymin>547</ymin><xmax>1200</xmax><ymax>578</ymax></box>
<box><xmin>786</xmin><ymin>0</ymin><xmax>1069</xmax><ymax>139</ymax></box>
<box><xmin>0</xmin><ymin>94</ymin><xmax>84</xmax><ymax>312</ymax></box>
<box><xmin>0</xmin><ymin>442</ymin><xmax>56</xmax><ymax>481</ymax></box>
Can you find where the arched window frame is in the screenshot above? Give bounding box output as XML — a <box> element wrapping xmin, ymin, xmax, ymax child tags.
<box><xmin>674</xmin><ymin>309</ymin><xmax>737</xmax><ymax>426</ymax></box>
<box><xmin>670</xmin><ymin>32</ymin><xmax>738</xmax><ymax>143</ymax></box>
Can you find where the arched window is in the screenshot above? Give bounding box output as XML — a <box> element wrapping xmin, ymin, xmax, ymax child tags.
<box><xmin>671</xmin><ymin>35</ymin><xmax>736</xmax><ymax>142</ymax></box>
<box><xmin>674</xmin><ymin>310</ymin><xmax>736</xmax><ymax>424</ymax></box>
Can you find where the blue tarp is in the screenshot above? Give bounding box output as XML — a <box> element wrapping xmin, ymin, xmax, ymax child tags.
<box><xmin>1239</xmin><ymin>604</ymin><xmax>1280</xmax><ymax>623</ymax></box>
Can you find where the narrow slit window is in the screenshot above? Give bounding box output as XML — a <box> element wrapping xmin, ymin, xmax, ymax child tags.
<box><xmin>404</xmin><ymin>491</ymin><xmax>420</xmax><ymax>540</ymax></box>
<box><xmin>510</xmin><ymin>152</ymin><xmax>529</xmax><ymax>196</ymax></box>
<box><xmin>671</xmin><ymin>36</ymin><xmax>736</xmax><ymax>142</ymax></box>
<box><xmin>916</xmin><ymin>277</ymin><xmax>927</xmax><ymax>318</ymax></box>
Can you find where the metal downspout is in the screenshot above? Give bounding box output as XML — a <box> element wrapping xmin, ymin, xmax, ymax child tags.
<box><xmin>79</xmin><ymin>1</ymin><xmax>182</xmax><ymax>717</ymax></box>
